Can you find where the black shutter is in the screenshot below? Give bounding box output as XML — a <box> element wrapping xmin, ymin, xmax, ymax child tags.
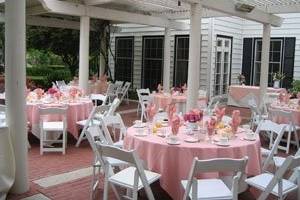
<box><xmin>242</xmin><ymin>38</ymin><xmax>253</xmax><ymax>85</ymax></box>
<box><xmin>282</xmin><ymin>37</ymin><xmax>295</xmax><ymax>88</ymax></box>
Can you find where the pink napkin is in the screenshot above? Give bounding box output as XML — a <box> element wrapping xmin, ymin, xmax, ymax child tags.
<box><xmin>278</xmin><ymin>91</ymin><xmax>286</xmax><ymax>103</ymax></box>
<box><xmin>215</xmin><ymin>106</ymin><xmax>226</xmax><ymax>122</ymax></box>
<box><xmin>167</xmin><ymin>103</ymin><xmax>177</xmax><ymax>122</ymax></box>
<box><xmin>34</xmin><ymin>88</ymin><xmax>44</xmax><ymax>99</ymax></box>
<box><xmin>171</xmin><ymin>114</ymin><xmax>180</xmax><ymax>135</ymax></box>
<box><xmin>206</xmin><ymin>117</ymin><xmax>217</xmax><ymax>136</ymax></box>
<box><xmin>146</xmin><ymin>103</ymin><xmax>156</xmax><ymax>122</ymax></box>
<box><xmin>230</xmin><ymin>110</ymin><xmax>241</xmax><ymax>133</ymax></box>
<box><xmin>54</xmin><ymin>91</ymin><xmax>63</xmax><ymax>100</ymax></box>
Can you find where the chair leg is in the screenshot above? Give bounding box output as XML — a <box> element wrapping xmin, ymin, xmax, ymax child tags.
<box><xmin>75</xmin><ymin>129</ymin><xmax>85</xmax><ymax>147</ymax></box>
<box><xmin>90</xmin><ymin>166</ymin><xmax>96</xmax><ymax>200</ymax></box>
<box><xmin>63</xmin><ymin>131</ymin><xmax>66</xmax><ymax>155</ymax></box>
<box><xmin>269</xmin><ymin>131</ymin><xmax>274</xmax><ymax>150</ymax></box>
<box><xmin>293</xmin><ymin>126</ymin><xmax>299</xmax><ymax>149</ymax></box>
<box><xmin>40</xmin><ymin>130</ymin><xmax>44</xmax><ymax>155</ymax></box>
<box><xmin>286</xmin><ymin>131</ymin><xmax>291</xmax><ymax>154</ymax></box>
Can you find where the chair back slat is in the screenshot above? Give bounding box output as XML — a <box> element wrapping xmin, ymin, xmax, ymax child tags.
<box><xmin>107</xmin><ymin>98</ymin><xmax>120</xmax><ymax>116</ymax></box>
<box><xmin>101</xmin><ymin>113</ymin><xmax>126</xmax><ymax>144</ymax></box>
<box><xmin>86</xmin><ymin>126</ymin><xmax>107</xmax><ymax>153</ymax></box>
<box><xmin>38</xmin><ymin>105</ymin><xmax>68</xmax><ymax>116</ymax></box>
<box><xmin>194</xmin><ymin>157</ymin><xmax>248</xmax><ymax>174</ymax></box>
<box><xmin>97</xmin><ymin>143</ymin><xmax>136</xmax><ymax>164</ymax></box>
<box><xmin>122</xmin><ymin>82</ymin><xmax>131</xmax><ymax>94</ymax></box>
<box><xmin>106</xmin><ymin>83</ymin><xmax>119</xmax><ymax>95</ymax></box>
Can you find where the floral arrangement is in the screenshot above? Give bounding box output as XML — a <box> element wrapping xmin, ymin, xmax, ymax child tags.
<box><xmin>157</xmin><ymin>84</ymin><xmax>163</xmax><ymax>93</ymax></box>
<box><xmin>184</xmin><ymin>109</ymin><xmax>203</xmax><ymax>123</ymax></box>
<box><xmin>53</xmin><ymin>91</ymin><xmax>63</xmax><ymax>100</ymax></box>
<box><xmin>272</xmin><ymin>72</ymin><xmax>285</xmax><ymax>81</ymax></box>
<box><xmin>237</xmin><ymin>74</ymin><xmax>246</xmax><ymax>85</ymax></box>
<box><xmin>206</xmin><ymin>117</ymin><xmax>217</xmax><ymax>136</ymax></box>
<box><xmin>171</xmin><ymin>114</ymin><xmax>181</xmax><ymax>135</ymax></box>
<box><xmin>34</xmin><ymin>88</ymin><xmax>44</xmax><ymax>100</ymax></box>
<box><xmin>69</xmin><ymin>87</ymin><xmax>83</xmax><ymax>99</ymax></box>
<box><xmin>230</xmin><ymin>110</ymin><xmax>241</xmax><ymax>134</ymax></box>
<box><xmin>47</xmin><ymin>87</ymin><xmax>59</xmax><ymax>95</ymax></box>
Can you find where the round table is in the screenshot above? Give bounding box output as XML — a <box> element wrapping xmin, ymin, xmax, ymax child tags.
<box><xmin>27</xmin><ymin>99</ymin><xmax>93</xmax><ymax>139</ymax></box>
<box><xmin>270</xmin><ymin>99</ymin><xmax>300</xmax><ymax>126</ymax></box>
<box><xmin>124</xmin><ymin>126</ymin><xmax>262</xmax><ymax>200</ymax></box>
<box><xmin>151</xmin><ymin>93</ymin><xmax>207</xmax><ymax>113</ymax></box>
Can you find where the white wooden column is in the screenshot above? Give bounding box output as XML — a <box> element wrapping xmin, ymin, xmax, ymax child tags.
<box><xmin>163</xmin><ymin>27</ymin><xmax>171</xmax><ymax>92</ymax></box>
<box><xmin>79</xmin><ymin>16</ymin><xmax>90</xmax><ymax>93</ymax></box>
<box><xmin>259</xmin><ymin>23</ymin><xmax>271</xmax><ymax>108</ymax></box>
<box><xmin>186</xmin><ymin>3</ymin><xmax>202</xmax><ymax>111</ymax></box>
<box><xmin>5</xmin><ymin>0</ymin><xmax>29</xmax><ymax>193</ymax></box>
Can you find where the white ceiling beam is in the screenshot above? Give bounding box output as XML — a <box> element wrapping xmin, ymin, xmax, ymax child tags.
<box><xmin>156</xmin><ymin>9</ymin><xmax>228</xmax><ymax>19</ymax></box>
<box><xmin>263</xmin><ymin>4</ymin><xmax>300</xmax><ymax>14</ymax></box>
<box><xmin>38</xmin><ymin>0</ymin><xmax>189</xmax><ymax>30</ymax></box>
<box><xmin>84</xmin><ymin>0</ymin><xmax>112</xmax><ymax>6</ymax></box>
<box><xmin>177</xmin><ymin>0</ymin><xmax>283</xmax><ymax>27</ymax></box>
<box><xmin>27</xmin><ymin>5</ymin><xmax>48</xmax><ymax>15</ymax></box>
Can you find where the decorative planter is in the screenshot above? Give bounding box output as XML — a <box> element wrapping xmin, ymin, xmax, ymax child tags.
<box><xmin>273</xmin><ymin>80</ymin><xmax>280</xmax><ymax>88</ymax></box>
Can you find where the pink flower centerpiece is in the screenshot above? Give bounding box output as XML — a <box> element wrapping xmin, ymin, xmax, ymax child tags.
<box><xmin>230</xmin><ymin>110</ymin><xmax>242</xmax><ymax>134</ymax></box>
<box><xmin>47</xmin><ymin>87</ymin><xmax>59</xmax><ymax>97</ymax></box>
<box><xmin>34</xmin><ymin>88</ymin><xmax>44</xmax><ymax>100</ymax></box>
<box><xmin>53</xmin><ymin>91</ymin><xmax>63</xmax><ymax>101</ymax></box>
<box><xmin>69</xmin><ymin>87</ymin><xmax>83</xmax><ymax>101</ymax></box>
<box><xmin>171</xmin><ymin>114</ymin><xmax>181</xmax><ymax>136</ymax></box>
<box><xmin>184</xmin><ymin>109</ymin><xmax>203</xmax><ymax>130</ymax></box>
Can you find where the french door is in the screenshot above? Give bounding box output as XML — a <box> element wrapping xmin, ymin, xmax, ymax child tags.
<box><xmin>142</xmin><ymin>36</ymin><xmax>164</xmax><ymax>90</ymax></box>
<box><xmin>214</xmin><ymin>36</ymin><xmax>232</xmax><ymax>96</ymax></box>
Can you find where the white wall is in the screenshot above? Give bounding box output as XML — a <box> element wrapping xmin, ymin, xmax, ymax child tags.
<box><xmin>242</xmin><ymin>13</ymin><xmax>300</xmax><ymax>80</ymax></box>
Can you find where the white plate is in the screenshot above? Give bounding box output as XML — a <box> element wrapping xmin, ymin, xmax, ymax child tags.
<box><xmin>166</xmin><ymin>140</ymin><xmax>181</xmax><ymax>145</ymax></box>
<box><xmin>184</xmin><ymin>137</ymin><xmax>198</xmax><ymax>143</ymax></box>
<box><xmin>134</xmin><ymin>133</ymin><xmax>148</xmax><ymax>137</ymax></box>
<box><xmin>215</xmin><ymin>141</ymin><xmax>230</xmax><ymax>147</ymax></box>
<box><xmin>242</xmin><ymin>137</ymin><xmax>256</xmax><ymax>141</ymax></box>
<box><xmin>133</xmin><ymin>123</ymin><xmax>146</xmax><ymax>128</ymax></box>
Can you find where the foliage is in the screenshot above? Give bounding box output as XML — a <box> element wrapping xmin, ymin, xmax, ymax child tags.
<box><xmin>27</xmin><ymin>49</ymin><xmax>63</xmax><ymax>67</ymax></box>
<box><xmin>46</xmin><ymin>69</ymin><xmax>72</xmax><ymax>88</ymax></box>
<box><xmin>272</xmin><ymin>72</ymin><xmax>285</xmax><ymax>81</ymax></box>
<box><xmin>290</xmin><ymin>80</ymin><xmax>300</xmax><ymax>94</ymax></box>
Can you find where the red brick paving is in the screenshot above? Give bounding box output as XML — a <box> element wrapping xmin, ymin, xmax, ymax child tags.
<box><xmin>7</xmin><ymin>103</ymin><xmax>299</xmax><ymax>200</ymax></box>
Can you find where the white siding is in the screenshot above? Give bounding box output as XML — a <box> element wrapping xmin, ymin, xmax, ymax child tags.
<box><xmin>109</xmin><ymin>19</ymin><xmax>210</xmax><ymax>90</ymax></box>
<box><xmin>242</xmin><ymin>13</ymin><xmax>300</xmax><ymax>80</ymax></box>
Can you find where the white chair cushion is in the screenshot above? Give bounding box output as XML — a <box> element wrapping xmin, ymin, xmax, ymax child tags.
<box><xmin>273</xmin><ymin>156</ymin><xmax>286</xmax><ymax>168</ymax></box>
<box><xmin>181</xmin><ymin>179</ymin><xmax>232</xmax><ymax>200</ymax></box>
<box><xmin>245</xmin><ymin>173</ymin><xmax>297</xmax><ymax>196</ymax></box>
<box><xmin>109</xmin><ymin>166</ymin><xmax>161</xmax><ymax>190</ymax></box>
<box><xmin>114</xmin><ymin>140</ymin><xmax>123</xmax><ymax>148</ymax></box>
<box><xmin>76</xmin><ymin>119</ymin><xmax>101</xmax><ymax>127</ymax></box>
<box><xmin>261</xmin><ymin>147</ymin><xmax>271</xmax><ymax>157</ymax></box>
<box><xmin>42</xmin><ymin>121</ymin><xmax>64</xmax><ymax>131</ymax></box>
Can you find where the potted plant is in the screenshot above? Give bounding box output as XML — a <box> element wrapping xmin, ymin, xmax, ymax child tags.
<box><xmin>272</xmin><ymin>72</ymin><xmax>285</xmax><ymax>88</ymax></box>
<box><xmin>290</xmin><ymin>80</ymin><xmax>300</xmax><ymax>97</ymax></box>
<box><xmin>237</xmin><ymin>73</ymin><xmax>246</xmax><ymax>85</ymax></box>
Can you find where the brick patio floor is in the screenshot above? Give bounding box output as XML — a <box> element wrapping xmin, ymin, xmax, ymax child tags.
<box><xmin>7</xmin><ymin>102</ymin><xmax>298</xmax><ymax>200</ymax></box>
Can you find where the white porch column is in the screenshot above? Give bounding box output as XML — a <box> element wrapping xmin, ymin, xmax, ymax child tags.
<box><xmin>5</xmin><ymin>0</ymin><xmax>29</xmax><ymax>193</ymax></box>
<box><xmin>186</xmin><ymin>3</ymin><xmax>202</xmax><ymax>111</ymax></box>
<box><xmin>163</xmin><ymin>27</ymin><xmax>171</xmax><ymax>92</ymax></box>
<box><xmin>259</xmin><ymin>24</ymin><xmax>271</xmax><ymax>108</ymax></box>
<box><xmin>79</xmin><ymin>16</ymin><xmax>90</xmax><ymax>93</ymax></box>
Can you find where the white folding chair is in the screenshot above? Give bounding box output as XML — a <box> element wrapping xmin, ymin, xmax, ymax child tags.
<box><xmin>248</xmin><ymin>98</ymin><xmax>268</xmax><ymax>129</ymax></box>
<box><xmin>136</xmin><ymin>88</ymin><xmax>151</xmax><ymax>122</ymax></box>
<box><xmin>269</xmin><ymin>108</ymin><xmax>300</xmax><ymax>154</ymax></box>
<box><xmin>96</xmin><ymin>143</ymin><xmax>161</xmax><ymax>200</ymax></box>
<box><xmin>106</xmin><ymin>83</ymin><xmax>119</xmax><ymax>103</ymax></box>
<box><xmin>182</xmin><ymin>157</ymin><xmax>248</xmax><ymax>200</ymax></box>
<box><xmin>38</xmin><ymin>105</ymin><xmax>68</xmax><ymax>155</ymax></box>
<box><xmin>255</xmin><ymin>121</ymin><xmax>287</xmax><ymax>172</ymax></box>
<box><xmin>106</xmin><ymin>98</ymin><xmax>121</xmax><ymax>117</ymax></box>
<box><xmin>206</xmin><ymin>96</ymin><xmax>222</xmax><ymax>115</ymax></box>
<box><xmin>86</xmin><ymin>126</ymin><xmax>126</xmax><ymax>200</ymax></box>
<box><xmin>56</xmin><ymin>80</ymin><xmax>67</xmax><ymax>89</ymax></box>
<box><xmin>76</xmin><ymin>105</ymin><xmax>110</xmax><ymax>147</ymax></box>
<box><xmin>115</xmin><ymin>80</ymin><xmax>124</xmax><ymax>94</ymax></box>
<box><xmin>246</xmin><ymin>155</ymin><xmax>300</xmax><ymax>200</ymax></box>
<box><xmin>101</xmin><ymin>113</ymin><xmax>126</xmax><ymax>148</ymax></box>
<box><xmin>90</xmin><ymin>93</ymin><xmax>108</xmax><ymax>106</ymax></box>
<box><xmin>118</xmin><ymin>82</ymin><xmax>131</xmax><ymax>104</ymax></box>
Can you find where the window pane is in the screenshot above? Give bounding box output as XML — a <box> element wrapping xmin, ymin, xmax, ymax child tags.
<box><xmin>115</xmin><ymin>37</ymin><xmax>133</xmax><ymax>83</ymax></box>
<box><xmin>174</xmin><ymin>36</ymin><xmax>189</xmax><ymax>86</ymax></box>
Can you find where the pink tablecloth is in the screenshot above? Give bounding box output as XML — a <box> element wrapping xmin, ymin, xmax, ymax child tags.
<box><xmin>270</xmin><ymin>100</ymin><xmax>300</xmax><ymax>126</ymax></box>
<box><xmin>27</xmin><ymin>101</ymin><xmax>93</xmax><ymax>139</ymax></box>
<box><xmin>124</xmin><ymin>127</ymin><xmax>261</xmax><ymax>200</ymax></box>
<box><xmin>152</xmin><ymin>93</ymin><xmax>207</xmax><ymax>110</ymax></box>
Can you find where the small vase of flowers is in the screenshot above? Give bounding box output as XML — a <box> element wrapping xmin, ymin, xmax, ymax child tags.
<box><xmin>184</xmin><ymin>109</ymin><xmax>203</xmax><ymax>130</ymax></box>
<box><xmin>272</xmin><ymin>72</ymin><xmax>285</xmax><ymax>89</ymax></box>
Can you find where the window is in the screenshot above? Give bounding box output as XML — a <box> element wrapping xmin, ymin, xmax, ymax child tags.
<box><xmin>253</xmin><ymin>39</ymin><xmax>282</xmax><ymax>86</ymax></box>
<box><xmin>115</xmin><ymin>37</ymin><xmax>134</xmax><ymax>83</ymax></box>
<box><xmin>242</xmin><ymin>37</ymin><xmax>295</xmax><ymax>88</ymax></box>
<box><xmin>142</xmin><ymin>36</ymin><xmax>164</xmax><ymax>90</ymax></box>
<box><xmin>174</xmin><ymin>35</ymin><xmax>189</xmax><ymax>87</ymax></box>
<box><xmin>214</xmin><ymin>36</ymin><xmax>232</xmax><ymax>96</ymax></box>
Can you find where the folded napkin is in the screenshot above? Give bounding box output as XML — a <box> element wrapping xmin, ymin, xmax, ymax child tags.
<box><xmin>230</xmin><ymin>110</ymin><xmax>241</xmax><ymax>133</ymax></box>
<box><xmin>146</xmin><ymin>103</ymin><xmax>156</xmax><ymax>122</ymax></box>
<box><xmin>206</xmin><ymin>117</ymin><xmax>217</xmax><ymax>136</ymax></box>
<box><xmin>167</xmin><ymin>103</ymin><xmax>177</xmax><ymax>122</ymax></box>
<box><xmin>171</xmin><ymin>114</ymin><xmax>180</xmax><ymax>135</ymax></box>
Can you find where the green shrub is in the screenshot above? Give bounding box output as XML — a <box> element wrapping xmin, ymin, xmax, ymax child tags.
<box><xmin>291</xmin><ymin>80</ymin><xmax>300</xmax><ymax>94</ymax></box>
<box><xmin>46</xmin><ymin>69</ymin><xmax>72</xmax><ymax>88</ymax></box>
<box><xmin>27</xmin><ymin>67</ymin><xmax>52</xmax><ymax>77</ymax></box>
